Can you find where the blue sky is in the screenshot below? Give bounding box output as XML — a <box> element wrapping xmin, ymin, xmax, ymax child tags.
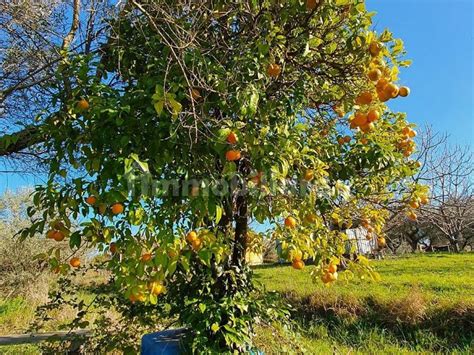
<box><xmin>1</xmin><ymin>0</ymin><xmax>473</xmax><ymax>193</ymax></box>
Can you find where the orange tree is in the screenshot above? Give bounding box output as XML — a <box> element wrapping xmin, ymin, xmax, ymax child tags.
<box><xmin>19</xmin><ymin>0</ymin><xmax>427</xmax><ymax>352</ymax></box>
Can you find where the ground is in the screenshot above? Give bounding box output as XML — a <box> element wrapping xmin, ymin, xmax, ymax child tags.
<box><xmin>1</xmin><ymin>253</ymin><xmax>473</xmax><ymax>354</ymax></box>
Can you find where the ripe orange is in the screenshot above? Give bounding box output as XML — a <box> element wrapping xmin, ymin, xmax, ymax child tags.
<box><xmin>292</xmin><ymin>259</ymin><xmax>305</xmax><ymax>270</ymax></box>
<box><xmin>420</xmin><ymin>196</ymin><xmax>429</xmax><ymax>205</ymax></box>
<box><xmin>284</xmin><ymin>216</ymin><xmax>297</xmax><ymax>228</ymax></box>
<box><xmin>53</xmin><ymin>231</ymin><xmax>65</xmax><ymax>242</ymax></box>
<box><xmin>376</xmin><ymin>78</ymin><xmax>389</xmax><ymax>91</ymax></box>
<box><xmin>398</xmin><ymin>86</ymin><xmax>410</xmax><ymax>97</ymax></box>
<box><xmin>369</xmin><ymin>41</ymin><xmax>383</xmax><ymax>57</ymax></box>
<box><xmin>136</xmin><ymin>293</ymin><xmax>147</xmax><ymax>302</ymax></box>
<box><xmin>367</xmin><ymin>109</ymin><xmax>380</xmax><ymax>123</ymax></box>
<box><xmin>366</xmin><ymin>225</ymin><xmax>374</xmax><ymax>233</ymax></box>
<box><xmin>368</xmin><ymin>68</ymin><xmax>382</xmax><ymax>82</ymax></box>
<box><xmin>337</xmin><ymin>137</ymin><xmax>345</xmax><ymax>145</ymax></box>
<box><xmin>191</xmin><ymin>88</ymin><xmax>202</xmax><ymax>100</ymax></box>
<box><xmin>377</xmin><ymin>90</ymin><xmax>391</xmax><ymax>102</ymax></box>
<box><xmin>109</xmin><ymin>242</ymin><xmax>117</xmax><ymax>254</ymax></box>
<box><xmin>360</xmin><ymin>122</ymin><xmax>374</xmax><ymax>133</ymax></box>
<box><xmin>111</xmin><ymin>203</ymin><xmax>124</xmax><ymax>215</ymax></box>
<box><xmin>306</xmin><ymin>0</ymin><xmax>317</xmax><ymax>10</ymax></box>
<box><xmin>328</xmin><ymin>264</ymin><xmax>337</xmax><ymax>274</ymax></box>
<box><xmin>361</xmin><ymin>218</ymin><xmax>370</xmax><ymax>228</ymax></box>
<box><xmin>267</xmin><ymin>63</ymin><xmax>281</xmax><ymax>77</ymax></box>
<box><xmin>70</xmin><ymin>257</ymin><xmax>80</xmax><ymax>268</ymax></box>
<box><xmin>303</xmin><ymin>169</ymin><xmax>314</xmax><ymax>181</ymax></box>
<box><xmin>384</xmin><ymin>83</ymin><xmax>399</xmax><ymax>98</ymax></box>
<box><xmin>360</xmin><ymin>137</ymin><xmax>369</xmax><ymax>145</ymax></box>
<box><xmin>46</xmin><ymin>230</ymin><xmax>56</xmax><ymax>239</ymax></box>
<box><xmin>225</xmin><ymin>150</ymin><xmax>241</xmax><ymax>161</ymax></box>
<box><xmin>321</xmin><ymin>273</ymin><xmax>331</xmax><ymax>284</ymax></box>
<box><xmin>343</xmin><ymin>135</ymin><xmax>351</xmax><ymax>143</ymax></box>
<box><xmin>377</xmin><ymin>237</ymin><xmax>386</xmax><ymax>247</ymax></box>
<box><xmin>149</xmin><ymin>281</ymin><xmax>165</xmax><ymax>296</ymax></box>
<box><xmin>186</xmin><ymin>231</ymin><xmax>198</xmax><ymax>243</ymax></box>
<box><xmin>408</xmin><ymin>129</ymin><xmax>417</xmax><ymax>138</ymax></box>
<box><xmin>191</xmin><ymin>238</ymin><xmax>202</xmax><ymax>251</ymax></box>
<box><xmin>141</xmin><ymin>253</ymin><xmax>152</xmax><ymax>262</ymax></box>
<box><xmin>226</xmin><ymin>132</ymin><xmax>238</xmax><ymax>145</ymax></box>
<box><xmin>77</xmin><ymin>98</ymin><xmax>90</xmax><ymax>111</ymax></box>
<box><xmin>409</xmin><ymin>200</ymin><xmax>420</xmax><ymax>209</ymax></box>
<box><xmin>352</xmin><ymin>112</ymin><xmax>368</xmax><ymax>127</ymax></box>
<box><xmin>85</xmin><ymin>195</ymin><xmax>97</xmax><ymax>205</ymax></box>
<box><xmin>328</xmin><ymin>272</ymin><xmax>338</xmax><ymax>282</ymax></box>
<box><xmin>401</xmin><ymin>126</ymin><xmax>411</xmax><ymax>136</ymax></box>
<box><xmin>407</xmin><ymin>211</ymin><xmax>417</xmax><ymax>221</ymax></box>
<box><xmin>355</xmin><ymin>91</ymin><xmax>373</xmax><ymax>105</ymax></box>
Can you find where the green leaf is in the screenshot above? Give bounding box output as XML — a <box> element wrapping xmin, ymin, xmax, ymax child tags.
<box><xmin>199</xmin><ymin>303</ymin><xmax>207</xmax><ymax>313</ymax></box>
<box><xmin>215</xmin><ymin>205</ymin><xmax>223</xmax><ymax>225</ymax></box>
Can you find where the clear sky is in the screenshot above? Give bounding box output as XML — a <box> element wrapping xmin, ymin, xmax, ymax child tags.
<box><xmin>1</xmin><ymin>0</ymin><xmax>473</xmax><ymax>193</ymax></box>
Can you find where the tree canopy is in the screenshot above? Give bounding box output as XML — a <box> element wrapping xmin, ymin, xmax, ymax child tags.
<box><xmin>2</xmin><ymin>0</ymin><xmax>428</xmax><ymax>352</ymax></box>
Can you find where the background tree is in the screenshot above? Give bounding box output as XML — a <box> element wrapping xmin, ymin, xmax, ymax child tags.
<box><xmin>8</xmin><ymin>0</ymin><xmax>423</xmax><ymax>352</ymax></box>
<box><xmin>418</xmin><ymin>138</ymin><xmax>474</xmax><ymax>252</ymax></box>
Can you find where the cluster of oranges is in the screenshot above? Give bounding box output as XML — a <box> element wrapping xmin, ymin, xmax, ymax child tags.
<box><xmin>129</xmin><ymin>281</ymin><xmax>166</xmax><ymax>303</ymax></box>
<box><xmin>397</xmin><ymin>126</ymin><xmax>417</xmax><ymax>157</ymax></box>
<box><xmin>225</xmin><ymin>132</ymin><xmax>241</xmax><ymax>162</ymax></box>
<box><xmin>46</xmin><ymin>228</ymin><xmax>66</xmax><ymax>242</ymax></box>
<box><xmin>86</xmin><ymin>195</ymin><xmax>124</xmax><ymax>216</ymax></box>
<box><xmin>186</xmin><ymin>231</ymin><xmax>202</xmax><ymax>251</ymax></box>
<box><xmin>337</xmin><ymin>135</ymin><xmax>352</xmax><ymax>145</ymax></box>
<box><xmin>321</xmin><ymin>263</ymin><xmax>338</xmax><ymax>284</ymax></box>
<box><xmin>360</xmin><ymin>217</ymin><xmax>386</xmax><ymax>247</ymax></box>
<box><xmin>348</xmin><ymin>41</ymin><xmax>410</xmax><ymax>136</ymax></box>
<box><xmin>406</xmin><ymin>193</ymin><xmax>429</xmax><ymax>221</ymax></box>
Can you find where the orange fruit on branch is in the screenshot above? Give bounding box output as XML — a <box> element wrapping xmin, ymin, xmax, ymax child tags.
<box><xmin>367</xmin><ymin>109</ymin><xmax>380</xmax><ymax>123</ymax></box>
<box><xmin>292</xmin><ymin>259</ymin><xmax>305</xmax><ymax>270</ymax></box>
<box><xmin>284</xmin><ymin>216</ymin><xmax>297</xmax><ymax>228</ymax></box>
<box><xmin>226</xmin><ymin>132</ymin><xmax>238</xmax><ymax>145</ymax></box>
<box><xmin>328</xmin><ymin>263</ymin><xmax>337</xmax><ymax>274</ymax></box>
<box><xmin>70</xmin><ymin>257</ymin><xmax>80</xmax><ymax>268</ymax></box>
<box><xmin>267</xmin><ymin>63</ymin><xmax>281</xmax><ymax>78</ymax></box>
<box><xmin>85</xmin><ymin>195</ymin><xmax>97</xmax><ymax>205</ymax></box>
<box><xmin>369</xmin><ymin>41</ymin><xmax>383</xmax><ymax>57</ymax></box>
<box><xmin>383</xmin><ymin>83</ymin><xmax>399</xmax><ymax>98</ymax></box>
<box><xmin>355</xmin><ymin>91</ymin><xmax>373</xmax><ymax>105</ymax></box>
<box><xmin>398</xmin><ymin>86</ymin><xmax>410</xmax><ymax>97</ymax></box>
<box><xmin>111</xmin><ymin>203</ymin><xmax>124</xmax><ymax>215</ymax></box>
<box><xmin>141</xmin><ymin>253</ymin><xmax>152</xmax><ymax>262</ymax></box>
<box><xmin>368</xmin><ymin>68</ymin><xmax>382</xmax><ymax>82</ymax></box>
<box><xmin>53</xmin><ymin>231</ymin><xmax>65</xmax><ymax>242</ymax></box>
<box><xmin>303</xmin><ymin>169</ymin><xmax>314</xmax><ymax>181</ymax></box>
<box><xmin>225</xmin><ymin>150</ymin><xmax>241</xmax><ymax>161</ymax></box>
<box><xmin>186</xmin><ymin>231</ymin><xmax>198</xmax><ymax>243</ymax></box>
<box><xmin>191</xmin><ymin>238</ymin><xmax>202</xmax><ymax>251</ymax></box>
<box><xmin>306</xmin><ymin>0</ymin><xmax>318</xmax><ymax>10</ymax></box>
<box><xmin>76</xmin><ymin>98</ymin><xmax>90</xmax><ymax>111</ymax></box>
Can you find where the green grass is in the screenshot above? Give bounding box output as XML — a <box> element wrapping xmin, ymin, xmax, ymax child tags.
<box><xmin>253</xmin><ymin>253</ymin><xmax>474</xmax><ymax>354</ymax></box>
<box><xmin>0</xmin><ymin>253</ymin><xmax>472</xmax><ymax>354</ymax></box>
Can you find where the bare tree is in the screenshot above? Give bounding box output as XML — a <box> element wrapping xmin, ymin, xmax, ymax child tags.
<box><xmin>416</xmin><ymin>129</ymin><xmax>474</xmax><ymax>252</ymax></box>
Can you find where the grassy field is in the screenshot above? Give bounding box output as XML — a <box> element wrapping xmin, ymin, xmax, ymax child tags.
<box><xmin>1</xmin><ymin>253</ymin><xmax>473</xmax><ymax>354</ymax></box>
<box><xmin>253</xmin><ymin>253</ymin><xmax>474</xmax><ymax>354</ymax></box>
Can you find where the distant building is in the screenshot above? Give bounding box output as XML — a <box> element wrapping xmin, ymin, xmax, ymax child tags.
<box><xmin>345</xmin><ymin>227</ymin><xmax>379</xmax><ymax>255</ymax></box>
